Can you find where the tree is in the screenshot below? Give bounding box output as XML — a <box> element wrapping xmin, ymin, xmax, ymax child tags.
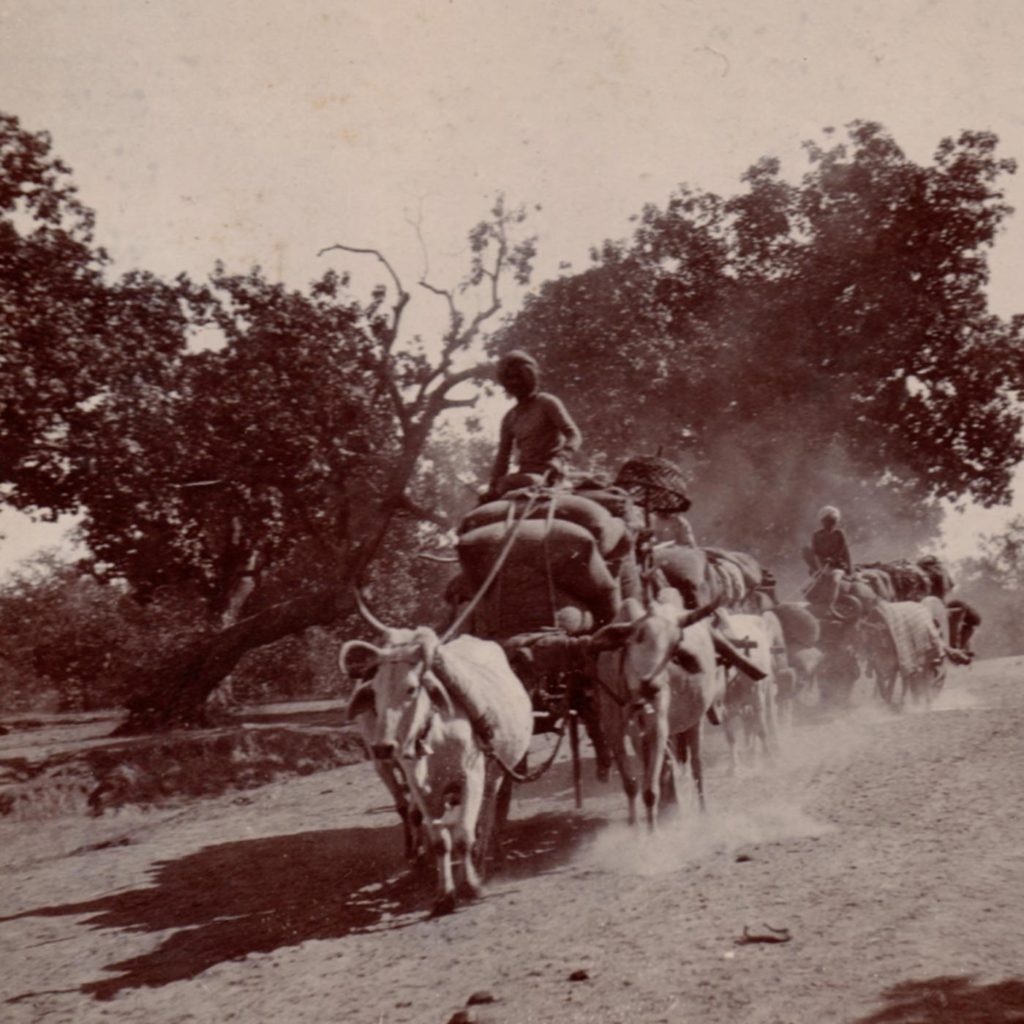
<box><xmin>0</xmin><ymin>552</ymin><xmax>208</xmax><ymax>712</ymax></box>
<box><xmin>952</xmin><ymin>516</ymin><xmax>1024</xmax><ymax>658</ymax></box>
<box><xmin>1</xmin><ymin>117</ymin><xmax>536</xmax><ymax>730</ymax></box>
<box><xmin>498</xmin><ymin>122</ymin><xmax>1024</xmax><ymax>570</ymax></box>
<box><xmin>111</xmin><ymin>198</ymin><xmax>534</xmax><ymax>731</ymax></box>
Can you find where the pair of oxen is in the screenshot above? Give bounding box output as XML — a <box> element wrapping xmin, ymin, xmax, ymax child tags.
<box><xmin>802</xmin><ymin>566</ymin><xmax>963</xmax><ymax>707</ymax></box>
<box><xmin>339</xmin><ymin>577</ymin><xmax>806</xmax><ymax>916</ymax></box>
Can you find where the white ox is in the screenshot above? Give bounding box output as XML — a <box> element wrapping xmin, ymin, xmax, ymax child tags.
<box><xmin>715</xmin><ymin>610</ymin><xmax>783</xmax><ymax>770</ymax></box>
<box><xmin>347</xmin><ymin>696</ymin><xmax>425</xmax><ymax>865</ymax></box>
<box><xmin>591</xmin><ymin>592</ymin><xmax>723</xmax><ymax>830</ymax></box>
<box><xmin>342</xmin><ymin>614</ymin><xmax>532</xmax><ymax>917</ymax></box>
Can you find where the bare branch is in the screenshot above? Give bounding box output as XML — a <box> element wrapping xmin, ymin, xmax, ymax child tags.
<box><xmin>319</xmin><ymin>241</ymin><xmax>413</xmax><ymax>432</ymax></box>
<box><xmin>452</xmin><ymin>223</ymin><xmax>507</xmax><ymax>351</ymax></box>
<box><xmin>393</xmin><ymin>492</ymin><xmax>450</xmax><ymax>528</ymax></box>
<box><xmin>318</xmin><ymin>243</ymin><xmax>406</xmax><ymax>302</ymax></box>
<box><xmin>419</xmin><ymin>279</ymin><xmax>461</xmax><ymax>336</ymax></box>
<box><xmin>442</xmin><ymin>396</ymin><xmax>479</xmax><ymax>411</ymax></box>
<box><xmin>405</xmin><ymin>200</ymin><xmax>437</xmax><ymax>285</ymax></box>
<box><xmin>422</xmin><ymin>361</ymin><xmax>491</xmax><ymax>417</ymax></box>
<box><xmin>318</xmin><ymin>242</ymin><xmax>411</xmax><ymax>352</ymax></box>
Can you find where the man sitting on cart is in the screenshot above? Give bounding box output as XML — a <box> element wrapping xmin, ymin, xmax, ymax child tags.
<box><xmin>487</xmin><ymin>350</ymin><xmax>583</xmax><ymax>499</ymax></box>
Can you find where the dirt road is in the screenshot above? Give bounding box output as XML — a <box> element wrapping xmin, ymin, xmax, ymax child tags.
<box><xmin>2</xmin><ymin>658</ymin><xmax>1023</xmax><ymax>1024</ymax></box>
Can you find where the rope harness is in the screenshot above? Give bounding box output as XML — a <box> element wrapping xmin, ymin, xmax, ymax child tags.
<box><xmin>439</xmin><ymin>490</ymin><xmax>542</xmax><ymax>645</ymax></box>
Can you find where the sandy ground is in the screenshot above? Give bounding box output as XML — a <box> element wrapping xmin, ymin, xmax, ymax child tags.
<box><xmin>2</xmin><ymin>659</ymin><xmax>1023</xmax><ymax>1024</ymax></box>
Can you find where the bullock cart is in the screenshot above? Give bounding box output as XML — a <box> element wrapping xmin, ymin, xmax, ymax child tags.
<box><xmin>448</xmin><ymin>477</ymin><xmax>648</xmax><ymax>807</ymax></box>
<box><xmin>801</xmin><ymin>558</ymin><xmax>972</xmax><ymax>709</ymax></box>
<box><xmin>447</xmin><ymin>456</ymin><xmax>753</xmax><ymax>809</ymax></box>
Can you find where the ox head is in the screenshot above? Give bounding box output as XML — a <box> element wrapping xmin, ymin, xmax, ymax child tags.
<box><xmin>340</xmin><ymin>590</ymin><xmax>454</xmax><ymax>761</ymax></box>
<box><xmin>590</xmin><ymin>600</ymin><xmax>714</xmax><ymax>704</ymax></box>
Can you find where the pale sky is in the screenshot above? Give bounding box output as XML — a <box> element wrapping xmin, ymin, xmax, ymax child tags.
<box><xmin>2</xmin><ymin>0</ymin><xmax>1024</xmax><ymax>573</ymax></box>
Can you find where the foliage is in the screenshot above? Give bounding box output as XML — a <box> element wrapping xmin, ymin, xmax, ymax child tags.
<box><xmin>1</xmin><ymin>118</ymin><xmax>533</xmax><ymax>729</ymax></box>
<box><xmin>0</xmin><ymin>552</ymin><xmax>202</xmax><ymax>712</ymax></box>
<box><xmin>0</xmin><ymin>552</ymin><xmax>355</xmax><ymax>714</ymax></box>
<box><xmin>952</xmin><ymin>516</ymin><xmax>1024</xmax><ymax>657</ymax></box>
<box><xmin>67</xmin><ymin>265</ymin><xmax>394</xmax><ymax>621</ymax></box>
<box><xmin>498</xmin><ymin>122</ymin><xmax>1024</xmax><ymax>571</ymax></box>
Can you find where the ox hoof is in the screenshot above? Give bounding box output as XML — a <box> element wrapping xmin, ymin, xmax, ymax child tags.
<box><xmin>460</xmin><ymin>879</ymin><xmax>484</xmax><ymax>901</ymax></box>
<box><xmin>431</xmin><ymin>892</ymin><xmax>457</xmax><ymax>918</ymax></box>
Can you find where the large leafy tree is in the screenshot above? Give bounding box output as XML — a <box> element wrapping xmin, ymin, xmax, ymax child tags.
<box><xmin>1</xmin><ymin>116</ymin><xmax>534</xmax><ymax>732</ymax></box>
<box><xmin>500</xmin><ymin>122</ymin><xmax>1024</xmax><ymax>570</ymax></box>
<box><xmin>68</xmin><ymin>265</ymin><xmax>391</xmax><ymax>624</ymax></box>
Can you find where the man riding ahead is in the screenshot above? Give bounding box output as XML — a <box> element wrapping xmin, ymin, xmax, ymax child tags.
<box><xmin>804</xmin><ymin>505</ymin><xmax>852</xmax><ymax>617</ymax></box>
<box><xmin>488</xmin><ymin>350</ymin><xmax>583</xmax><ymax>498</ymax></box>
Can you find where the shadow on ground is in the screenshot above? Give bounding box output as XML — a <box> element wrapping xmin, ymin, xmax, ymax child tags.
<box><xmin>2</xmin><ymin>807</ymin><xmax>605</xmax><ymax>1002</ymax></box>
<box><xmin>851</xmin><ymin>975</ymin><xmax>1024</xmax><ymax>1024</ymax></box>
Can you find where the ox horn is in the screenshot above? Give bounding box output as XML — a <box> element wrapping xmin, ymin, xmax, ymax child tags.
<box><xmin>677</xmin><ymin>599</ymin><xmax>720</xmax><ymax>630</ymax></box>
<box><xmin>354</xmin><ymin>586</ymin><xmax>391</xmax><ymax>635</ymax></box>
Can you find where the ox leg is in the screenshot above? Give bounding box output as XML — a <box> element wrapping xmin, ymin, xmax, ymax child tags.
<box><xmin>642</xmin><ymin>716</ymin><xmax>668</xmax><ymax>833</ymax></box>
<box><xmin>487</xmin><ymin>765</ymin><xmax>516</xmax><ymax>870</ymax></box>
<box><xmin>408</xmin><ymin>807</ymin><xmax>429</xmax><ymax>875</ymax></box>
<box><xmin>759</xmin><ymin>684</ymin><xmax>778</xmax><ymax>761</ymax></box>
<box><xmin>453</xmin><ymin>759</ymin><xmax>487</xmax><ymax>901</ymax></box>
<box><xmin>397</xmin><ymin>762</ymin><xmax>456</xmax><ymax>916</ymax></box>
<box><xmin>753</xmin><ymin>704</ymin><xmax>770</xmax><ymax>762</ymax></box>
<box><xmin>601</xmin><ymin>696</ymin><xmax>639</xmax><ymax>826</ymax></box>
<box><xmin>429</xmin><ymin>827</ymin><xmax>457</xmax><ymax>917</ymax></box>
<box><xmin>616</xmin><ymin>747</ymin><xmax>640</xmax><ymax>826</ymax></box>
<box><xmin>720</xmin><ymin>711</ymin><xmax>738</xmax><ymax>776</ymax></box>
<box><xmin>685</xmin><ymin>723</ymin><xmax>705</xmax><ymax>812</ymax></box>
<box><xmin>375</xmin><ymin>762</ymin><xmax>421</xmax><ymax>865</ymax></box>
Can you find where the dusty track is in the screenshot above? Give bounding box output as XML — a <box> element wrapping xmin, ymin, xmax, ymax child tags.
<box><xmin>2</xmin><ymin>659</ymin><xmax>1023</xmax><ymax>1024</ymax></box>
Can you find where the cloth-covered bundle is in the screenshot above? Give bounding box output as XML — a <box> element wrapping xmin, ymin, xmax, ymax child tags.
<box><xmin>917</xmin><ymin>557</ymin><xmax>954</xmax><ymax>601</ymax></box>
<box><xmin>862</xmin><ymin>560</ymin><xmax>931</xmax><ymax>602</ymax></box>
<box><xmin>770</xmin><ymin>601</ymin><xmax>821</xmax><ymax>649</ymax></box>
<box><xmin>455</xmin><ymin>489</ymin><xmax>640</xmax><ymax>640</ymax></box>
<box><xmin>855</xmin><ymin>567</ymin><xmax>896</xmax><ymax>602</ymax></box>
<box><xmin>502</xmin><ymin>630</ymin><xmax>592</xmax><ymax>680</ymax></box>
<box><xmin>874</xmin><ymin>600</ymin><xmax>944</xmax><ymax>678</ymax></box>
<box><xmin>654</xmin><ymin>544</ymin><xmax>763</xmax><ymax>609</ymax></box>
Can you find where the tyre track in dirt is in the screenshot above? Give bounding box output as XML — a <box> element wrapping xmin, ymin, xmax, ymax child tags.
<box><xmin>1</xmin><ymin>659</ymin><xmax>1022</xmax><ymax>1024</ymax></box>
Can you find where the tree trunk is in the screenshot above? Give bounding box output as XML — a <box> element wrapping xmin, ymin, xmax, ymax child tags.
<box><xmin>114</xmin><ymin>583</ymin><xmax>350</xmax><ymax>735</ymax></box>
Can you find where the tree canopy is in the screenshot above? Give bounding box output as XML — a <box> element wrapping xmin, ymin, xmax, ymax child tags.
<box><xmin>2</xmin><ymin>113</ymin><xmax>533</xmax><ymax>729</ymax></box>
<box><xmin>498</xmin><ymin>122</ymin><xmax>1024</xmax><ymax>568</ymax></box>
<box><xmin>5</xmin><ymin>113</ymin><xmax>1024</xmax><ymax>727</ymax></box>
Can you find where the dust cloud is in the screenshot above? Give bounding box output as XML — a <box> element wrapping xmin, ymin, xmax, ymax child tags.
<box><xmin>578</xmin><ymin>801</ymin><xmax>832</xmax><ymax>878</ymax></box>
<box><xmin>573</xmin><ymin>699</ymin><xmax>903</xmax><ymax>878</ymax></box>
<box><xmin>679</xmin><ymin>420</ymin><xmax>945</xmax><ymax>598</ymax></box>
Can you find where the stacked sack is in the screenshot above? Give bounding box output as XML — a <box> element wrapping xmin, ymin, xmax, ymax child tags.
<box><xmin>454</xmin><ymin>488</ymin><xmax>640</xmax><ymax>640</ymax></box>
<box><xmin>653</xmin><ymin>544</ymin><xmax>763</xmax><ymax>610</ymax></box>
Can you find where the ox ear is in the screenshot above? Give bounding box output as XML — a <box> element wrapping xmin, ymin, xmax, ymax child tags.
<box><xmin>422</xmin><ymin>670</ymin><xmax>455</xmax><ymax>718</ymax></box>
<box><xmin>346</xmin><ymin>683</ymin><xmax>376</xmax><ymax>722</ymax></box>
<box><xmin>588</xmin><ymin>622</ymin><xmax>635</xmax><ymax>653</ymax></box>
<box><xmin>340</xmin><ymin>640</ymin><xmax>381</xmax><ymax>681</ymax></box>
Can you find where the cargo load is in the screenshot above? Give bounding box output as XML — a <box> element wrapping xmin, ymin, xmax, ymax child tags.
<box><xmin>453</xmin><ymin>487</ymin><xmax>641</xmax><ymax>640</ymax></box>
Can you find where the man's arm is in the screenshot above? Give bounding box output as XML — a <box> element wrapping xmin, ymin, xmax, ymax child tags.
<box><xmin>837</xmin><ymin>530</ymin><xmax>852</xmax><ymax>573</ymax></box>
<box><xmin>540</xmin><ymin>394</ymin><xmax>583</xmax><ymax>453</ymax></box>
<box><xmin>490</xmin><ymin>413</ymin><xmax>514</xmax><ymax>486</ymax></box>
